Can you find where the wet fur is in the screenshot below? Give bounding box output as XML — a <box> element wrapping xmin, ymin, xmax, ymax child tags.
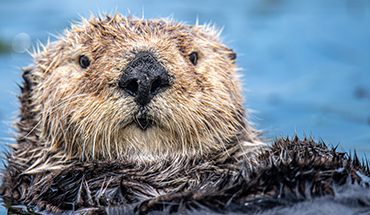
<box><xmin>2</xmin><ymin>137</ymin><xmax>370</xmax><ymax>214</ymax></box>
<box><xmin>8</xmin><ymin>14</ymin><xmax>263</xmax><ymax>175</ymax></box>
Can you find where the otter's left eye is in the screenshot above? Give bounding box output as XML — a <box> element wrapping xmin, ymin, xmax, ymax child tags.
<box><xmin>188</xmin><ymin>52</ymin><xmax>198</xmax><ymax>66</ymax></box>
<box><xmin>79</xmin><ymin>56</ymin><xmax>90</xmax><ymax>69</ymax></box>
<box><xmin>228</xmin><ymin>52</ymin><xmax>237</xmax><ymax>61</ymax></box>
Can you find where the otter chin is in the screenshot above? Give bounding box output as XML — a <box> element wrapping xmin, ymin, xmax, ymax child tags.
<box><xmin>2</xmin><ymin>13</ymin><xmax>369</xmax><ymax>215</ymax></box>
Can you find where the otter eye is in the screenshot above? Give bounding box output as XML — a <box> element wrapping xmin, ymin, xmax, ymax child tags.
<box><xmin>228</xmin><ymin>52</ymin><xmax>237</xmax><ymax>61</ymax></box>
<box><xmin>79</xmin><ymin>56</ymin><xmax>90</xmax><ymax>69</ymax></box>
<box><xmin>188</xmin><ymin>52</ymin><xmax>198</xmax><ymax>66</ymax></box>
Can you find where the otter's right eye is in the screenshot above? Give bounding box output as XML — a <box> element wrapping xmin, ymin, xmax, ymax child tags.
<box><xmin>79</xmin><ymin>56</ymin><xmax>90</xmax><ymax>69</ymax></box>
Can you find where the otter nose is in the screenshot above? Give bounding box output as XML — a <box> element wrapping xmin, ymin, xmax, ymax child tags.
<box><xmin>119</xmin><ymin>52</ymin><xmax>170</xmax><ymax>106</ymax></box>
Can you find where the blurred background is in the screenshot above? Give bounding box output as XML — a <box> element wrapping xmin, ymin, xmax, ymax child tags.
<box><xmin>0</xmin><ymin>1</ymin><xmax>369</xmax><ymax>156</ymax></box>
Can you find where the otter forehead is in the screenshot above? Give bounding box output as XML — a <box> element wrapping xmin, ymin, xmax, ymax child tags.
<box><xmin>61</xmin><ymin>15</ymin><xmax>226</xmax><ymax>70</ymax></box>
<box><xmin>66</xmin><ymin>15</ymin><xmax>220</xmax><ymax>53</ymax></box>
<box><xmin>22</xmin><ymin>14</ymin><xmax>260</xmax><ymax>161</ymax></box>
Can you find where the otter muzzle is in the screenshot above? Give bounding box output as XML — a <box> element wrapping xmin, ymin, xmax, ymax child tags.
<box><xmin>119</xmin><ymin>51</ymin><xmax>170</xmax><ymax>106</ymax></box>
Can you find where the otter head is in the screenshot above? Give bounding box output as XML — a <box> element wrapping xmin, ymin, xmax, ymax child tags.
<box><xmin>21</xmin><ymin>14</ymin><xmax>262</xmax><ymax>162</ymax></box>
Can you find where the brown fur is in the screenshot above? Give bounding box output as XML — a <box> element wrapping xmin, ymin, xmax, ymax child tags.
<box><xmin>2</xmin><ymin>137</ymin><xmax>370</xmax><ymax>214</ymax></box>
<box><xmin>8</xmin><ymin>13</ymin><xmax>264</xmax><ymax>175</ymax></box>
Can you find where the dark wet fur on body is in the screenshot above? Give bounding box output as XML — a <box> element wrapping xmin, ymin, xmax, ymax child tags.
<box><xmin>2</xmin><ymin>134</ymin><xmax>370</xmax><ymax>214</ymax></box>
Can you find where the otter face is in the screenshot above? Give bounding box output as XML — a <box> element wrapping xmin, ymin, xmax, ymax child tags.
<box><xmin>25</xmin><ymin>14</ymin><xmax>256</xmax><ymax>160</ymax></box>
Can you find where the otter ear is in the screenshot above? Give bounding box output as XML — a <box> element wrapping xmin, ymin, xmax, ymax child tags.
<box><xmin>227</xmin><ymin>49</ymin><xmax>237</xmax><ymax>62</ymax></box>
<box><xmin>22</xmin><ymin>66</ymin><xmax>34</xmax><ymax>90</ymax></box>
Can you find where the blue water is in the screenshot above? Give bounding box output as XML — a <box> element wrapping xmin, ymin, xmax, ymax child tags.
<box><xmin>0</xmin><ymin>0</ymin><xmax>369</xmax><ymax>160</ymax></box>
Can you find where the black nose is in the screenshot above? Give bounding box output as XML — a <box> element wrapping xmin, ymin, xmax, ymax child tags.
<box><xmin>119</xmin><ymin>52</ymin><xmax>170</xmax><ymax>106</ymax></box>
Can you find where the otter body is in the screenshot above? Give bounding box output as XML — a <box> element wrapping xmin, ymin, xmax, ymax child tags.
<box><xmin>1</xmin><ymin>13</ymin><xmax>370</xmax><ymax>215</ymax></box>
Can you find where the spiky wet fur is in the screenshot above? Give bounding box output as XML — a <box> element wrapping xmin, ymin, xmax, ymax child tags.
<box><xmin>6</xmin><ymin>14</ymin><xmax>264</xmax><ymax>174</ymax></box>
<box><xmin>2</xmin><ymin>137</ymin><xmax>370</xmax><ymax>214</ymax></box>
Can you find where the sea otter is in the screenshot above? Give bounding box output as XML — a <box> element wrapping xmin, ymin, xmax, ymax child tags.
<box><xmin>1</xmin><ymin>13</ymin><xmax>370</xmax><ymax>215</ymax></box>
